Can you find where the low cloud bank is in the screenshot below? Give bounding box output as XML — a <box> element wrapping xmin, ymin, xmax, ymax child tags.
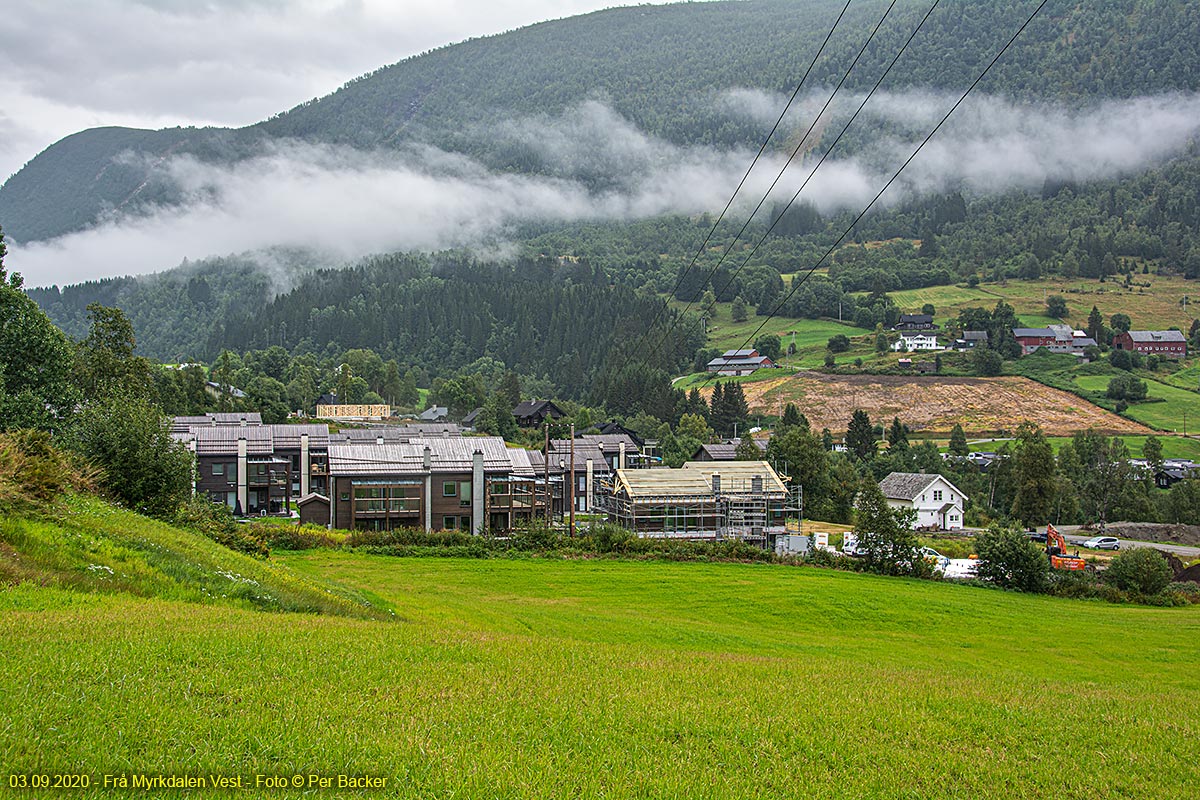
<box><xmin>14</xmin><ymin>92</ymin><xmax>1200</xmax><ymax>288</ymax></box>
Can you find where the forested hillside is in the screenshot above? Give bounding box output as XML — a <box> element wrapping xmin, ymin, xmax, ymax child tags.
<box><xmin>3</xmin><ymin>0</ymin><xmax>1199</xmax><ymax>243</ymax></box>
<box><xmin>25</xmin><ymin>252</ymin><xmax>700</xmax><ymax>404</ymax></box>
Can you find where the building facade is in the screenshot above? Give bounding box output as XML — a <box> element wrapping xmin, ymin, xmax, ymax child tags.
<box><xmin>878</xmin><ymin>472</ymin><xmax>967</xmax><ymax>530</ymax></box>
<box><xmin>1112</xmin><ymin>330</ymin><xmax>1187</xmax><ymax>358</ymax></box>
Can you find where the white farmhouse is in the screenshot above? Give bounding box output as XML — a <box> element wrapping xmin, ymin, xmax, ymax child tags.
<box><xmin>878</xmin><ymin>472</ymin><xmax>967</xmax><ymax>530</ymax></box>
<box><xmin>891</xmin><ymin>333</ymin><xmax>943</xmax><ymax>352</ymax></box>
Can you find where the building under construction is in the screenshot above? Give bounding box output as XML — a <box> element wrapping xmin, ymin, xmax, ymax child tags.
<box><xmin>601</xmin><ymin>461</ymin><xmax>797</xmax><ymax>544</ymax></box>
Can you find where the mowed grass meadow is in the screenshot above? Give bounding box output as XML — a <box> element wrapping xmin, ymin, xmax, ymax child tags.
<box><xmin>3</xmin><ymin>553</ymin><xmax>1199</xmax><ymax>798</ymax></box>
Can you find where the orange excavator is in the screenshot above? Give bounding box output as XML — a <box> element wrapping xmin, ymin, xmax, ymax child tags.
<box><xmin>1045</xmin><ymin>523</ymin><xmax>1087</xmax><ymax>571</ymax></box>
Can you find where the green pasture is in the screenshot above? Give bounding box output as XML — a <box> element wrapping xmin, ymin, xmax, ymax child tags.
<box><xmin>1074</xmin><ymin>374</ymin><xmax>1200</xmax><ymax>432</ymax></box>
<box><xmin>2</xmin><ymin>553</ymin><xmax>1198</xmax><ymax>798</ymax></box>
<box><xmin>1164</xmin><ymin>361</ymin><xmax>1200</xmax><ymax>391</ymax></box>
<box><xmin>678</xmin><ymin>299</ymin><xmax>869</xmax><ymax>353</ymax></box>
<box><xmin>886</xmin><ymin>276</ymin><xmax>1198</xmax><ymax>332</ymax></box>
<box><xmin>1043</xmin><ymin>434</ymin><xmax>1200</xmax><ymax>461</ymax></box>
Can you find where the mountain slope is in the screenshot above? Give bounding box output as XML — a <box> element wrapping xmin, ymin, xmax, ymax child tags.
<box><xmin>3</xmin><ymin>0</ymin><xmax>1199</xmax><ymax>244</ymax></box>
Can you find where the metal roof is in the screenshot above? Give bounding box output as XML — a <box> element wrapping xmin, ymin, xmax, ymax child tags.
<box><xmin>189</xmin><ymin>425</ymin><xmax>275</xmax><ymax>456</ymax></box>
<box><xmin>579</xmin><ymin>433</ymin><xmax>641</xmax><ymax>453</ymax></box>
<box><xmin>327</xmin><ymin>436</ymin><xmax>529</xmax><ymax>476</ymax></box>
<box><xmin>548</xmin><ymin>440</ymin><xmax>614</xmax><ymax>472</ymax></box>
<box><xmin>1127</xmin><ymin>330</ymin><xmax>1187</xmax><ymax>343</ymax></box>
<box><xmin>706</xmin><ymin>356</ymin><xmax>772</xmax><ymax>369</ymax></box>
<box><xmin>170</xmin><ymin>412</ymin><xmax>262</xmax><ymax>433</ymax></box>
<box><xmin>269</xmin><ymin>424</ymin><xmax>330</xmax><ymax>449</ymax></box>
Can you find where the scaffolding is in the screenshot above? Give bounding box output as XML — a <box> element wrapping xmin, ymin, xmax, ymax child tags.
<box><xmin>601</xmin><ymin>467</ymin><xmax>798</xmax><ymax>544</ymax></box>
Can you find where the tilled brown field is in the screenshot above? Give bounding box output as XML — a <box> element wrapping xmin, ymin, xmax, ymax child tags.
<box><xmin>708</xmin><ymin>372</ymin><xmax>1152</xmax><ymax>435</ymax></box>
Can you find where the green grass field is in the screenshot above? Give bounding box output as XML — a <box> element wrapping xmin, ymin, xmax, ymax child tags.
<box><xmin>1044</xmin><ymin>434</ymin><xmax>1200</xmax><ymax>461</ymax></box>
<box><xmin>886</xmin><ymin>275</ymin><xmax>1199</xmax><ymax>331</ymax></box>
<box><xmin>1074</xmin><ymin>374</ymin><xmax>1200</xmax><ymax>433</ymax></box>
<box><xmin>3</xmin><ymin>551</ymin><xmax>1199</xmax><ymax>798</ymax></box>
<box><xmin>676</xmin><ymin>299</ymin><xmax>870</xmax><ymax>354</ymax></box>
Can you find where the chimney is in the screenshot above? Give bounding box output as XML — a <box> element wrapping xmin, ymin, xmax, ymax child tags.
<box><xmin>619</xmin><ymin>440</ymin><xmax>627</xmax><ymax>470</ymax></box>
<box><xmin>752</xmin><ymin>475</ymin><xmax>763</xmax><ymax>494</ymax></box>
<box><xmin>376</xmin><ymin>434</ymin><xmax>384</xmax><ymax>445</ymax></box>
<box><xmin>712</xmin><ymin>474</ymin><xmax>721</xmax><ymax>495</ymax></box>
<box><xmin>236</xmin><ymin>437</ymin><xmax>248</xmax><ymax>517</ymax></box>
<box><xmin>471</xmin><ymin>450</ymin><xmax>485</xmax><ymax>535</ymax></box>
<box><xmin>300</xmin><ymin>432</ymin><xmax>310</xmax><ymax>497</ymax></box>
<box><xmin>423</xmin><ymin>445</ymin><xmax>431</xmax><ymax>470</ymax></box>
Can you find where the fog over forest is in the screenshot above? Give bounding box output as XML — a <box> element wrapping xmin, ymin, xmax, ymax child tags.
<box><xmin>15</xmin><ymin>91</ymin><xmax>1200</xmax><ymax>288</ymax></box>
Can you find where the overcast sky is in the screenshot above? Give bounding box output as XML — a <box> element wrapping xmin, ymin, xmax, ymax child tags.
<box><xmin>0</xmin><ymin>0</ymin><xmax>678</xmax><ymax>183</ymax></box>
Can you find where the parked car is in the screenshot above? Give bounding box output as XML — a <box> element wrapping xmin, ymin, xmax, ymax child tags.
<box><xmin>920</xmin><ymin>546</ymin><xmax>951</xmax><ymax>570</ymax></box>
<box><xmin>1082</xmin><ymin>536</ymin><xmax>1120</xmax><ymax>550</ymax></box>
<box><xmin>1026</xmin><ymin>529</ymin><xmax>1048</xmax><ymax>543</ymax></box>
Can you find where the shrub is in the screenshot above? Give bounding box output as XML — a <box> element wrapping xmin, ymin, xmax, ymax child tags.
<box><xmin>1103</xmin><ymin>548</ymin><xmax>1173</xmax><ymax>595</ymax></box>
<box><xmin>588</xmin><ymin>524</ymin><xmax>635</xmax><ymax>553</ymax></box>
<box><xmin>254</xmin><ymin>522</ymin><xmax>340</xmax><ymax>551</ymax></box>
<box><xmin>70</xmin><ymin>397</ymin><xmax>194</xmax><ymax>519</ymax></box>
<box><xmin>973</xmin><ymin>525</ymin><xmax>1050</xmax><ymax>592</ymax></box>
<box><xmin>0</xmin><ymin>430</ymin><xmax>95</xmax><ymax>513</ymax></box>
<box><xmin>174</xmin><ymin>497</ymin><xmax>269</xmax><ymax>558</ymax></box>
<box><xmin>345</xmin><ymin>527</ymin><xmax>475</xmax><ymax>549</ymax></box>
<box><xmin>1108</xmin><ymin>349</ymin><xmax>1133</xmax><ymax>371</ymax></box>
<box><xmin>827</xmin><ymin>334</ymin><xmax>851</xmax><ymax>353</ymax></box>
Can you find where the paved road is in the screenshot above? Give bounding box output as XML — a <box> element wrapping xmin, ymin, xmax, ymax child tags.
<box><xmin>960</xmin><ymin>525</ymin><xmax>1200</xmax><ymax>559</ymax></box>
<box><xmin>1036</xmin><ymin>525</ymin><xmax>1200</xmax><ymax>559</ymax></box>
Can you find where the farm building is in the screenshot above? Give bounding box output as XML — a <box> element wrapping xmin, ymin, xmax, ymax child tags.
<box><xmin>1112</xmin><ymin>330</ymin><xmax>1187</xmax><ymax>358</ymax></box>
<box><xmin>706</xmin><ymin>349</ymin><xmax>775</xmax><ymax>376</ymax></box>
<box><xmin>602</xmin><ymin>461</ymin><xmax>796</xmax><ymax>543</ymax></box>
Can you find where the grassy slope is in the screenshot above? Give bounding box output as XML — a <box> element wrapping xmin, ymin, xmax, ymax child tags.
<box><xmin>1074</xmin><ymin>374</ymin><xmax>1200</xmax><ymax>433</ymax></box>
<box><xmin>1043</xmin><ymin>435</ymin><xmax>1200</xmax><ymax>461</ymax></box>
<box><xmin>886</xmin><ymin>275</ymin><xmax>1198</xmax><ymax>332</ymax></box>
<box><xmin>0</xmin><ymin>495</ymin><xmax>389</xmax><ymax>620</ymax></box>
<box><xmin>3</xmin><ymin>554</ymin><xmax>1198</xmax><ymax>798</ymax></box>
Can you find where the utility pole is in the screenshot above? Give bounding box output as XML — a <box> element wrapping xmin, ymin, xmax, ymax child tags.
<box><xmin>569</xmin><ymin>423</ymin><xmax>576</xmax><ymax>537</ymax></box>
<box><xmin>544</xmin><ymin>420</ymin><xmax>551</xmax><ymax>524</ymax></box>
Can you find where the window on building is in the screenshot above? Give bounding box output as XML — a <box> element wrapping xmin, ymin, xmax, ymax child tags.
<box><xmin>459</xmin><ymin>481</ymin><xmax>471</xmax><ymax>507</ymax></box>
<box><xmin>442</xmin><ymin>481</ymin><xmax>457</xmax><ymax>497</ymax></box>
<box><xmin>933</xmin><ymin>490</ymin><xmax>943</xmax><ymax>501</ymax></box>
<box><xmin>443</xmin><ymin>515</ymin><xmax>457</xmax><ymax>530</ymax></box>
<box><xmin>213</xmin><ymin>463</ymin><xmax>224</xmax><ymax>476</ymax></box>
<box><xmin>460</xmin><ymin>515</ymin><xmax>471</xmax><ymax>530</ymax></box>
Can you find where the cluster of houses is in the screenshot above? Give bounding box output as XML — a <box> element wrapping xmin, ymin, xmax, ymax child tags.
<box><xmin>172</xmin><ymin>411</ymin><xmax>975</xmax><ymax>542</ymax></box>
<box><xmin>170</xmin><ymin>413</ymin><xmax>815</xmax><ymax>541</ymax></box>
<box><xmin>1011</xmin><ymin>325</ymin><xmax>1099</xmax><ymax>356</ymax></box>
<box><xmin>174</xmin><ymin>409</ymin><xmax>1199</xmax><ymax>542</ymax></box>
<box><xmin>890</xmin><ymin>316</ymin><xmax>1187</xmax><ymax>361</ymax></box>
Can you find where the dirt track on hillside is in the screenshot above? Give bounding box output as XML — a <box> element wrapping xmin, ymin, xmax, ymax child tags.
<box><xmin>707</xmin><ymin>373</ymin><xmax>1152</xmax><ymax>436</ymax></box>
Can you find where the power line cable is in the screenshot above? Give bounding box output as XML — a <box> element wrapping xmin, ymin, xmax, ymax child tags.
<box><xmin>692</xmin><ymin>0</ymin><xmax>942</xmax><ymax>331</ymax></box>
<box><xmin>655</xmin><ymin>0</ymin><xmax>902</xmax><ymax>357</ymax></box>
<box><xmin>606</xmin><ymin>0</ymin><xmax>855</xmax><ymax>375</ymax></box>
<box><xmin>693</xmin><ymin>0</ymin><xmax>1051</xmax><ymax>398</ymax></box>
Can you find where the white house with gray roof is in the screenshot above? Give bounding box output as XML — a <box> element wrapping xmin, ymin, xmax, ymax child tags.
<box><xmin>879</xmin><ymin>472</ymin><xmax>967</xmax><ymax>530</ymax></box>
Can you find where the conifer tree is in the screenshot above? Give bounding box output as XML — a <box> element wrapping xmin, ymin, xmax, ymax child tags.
<box><xmin>845</xmin><ymin>409</ymin><xmax>876</xmax><ymax>461</ymax></box>
<box><xmin>948</xmin><ymin>423</ymin><xmax>969</xmax><ymax>457</ymax></box>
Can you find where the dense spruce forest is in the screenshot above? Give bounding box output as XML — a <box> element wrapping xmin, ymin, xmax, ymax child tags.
<box><xmin>3</xmin><ymin>0</ymin><xmax>1200</xmax><ymax>243</ymax></box>
<box><xmin>29</xmin><ymin>148</ymin><xmax>1200</xmax><ymax>375</ymax></box>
